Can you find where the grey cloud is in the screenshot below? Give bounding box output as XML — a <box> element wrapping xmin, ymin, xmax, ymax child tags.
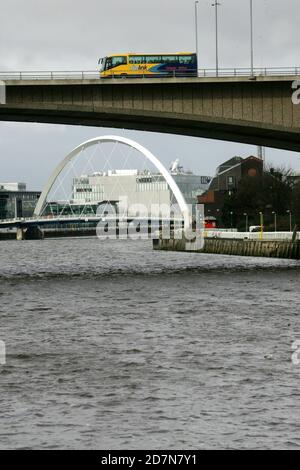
<box><xmin>1</xmin><ymin>0</ymin><xmax>299</xmax><ymax>70</ymax></box>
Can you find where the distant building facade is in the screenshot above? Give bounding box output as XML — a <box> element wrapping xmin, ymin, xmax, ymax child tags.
<box><xmin>72</xmin><ymin>170</ymin><xmax>170</xmax><ymax>216</ymax></box>
<box><xmin>198</xmin><ymin>156</ymin><xmax>264</xmax><ymax>225</ymax></box>
<box><xmin>208</xmin><ymin>156</ymin><xmax>263</xmax><ymax>192</ymax></box>
<box><xmin>0</xmin><ymin>183</ymin><xmax>41</xmax><ymax>219</ymax></box>
<box><xmin>51</xmin><ymin>164</ymin><xmax>212</xmax><ymax>217</ymax></box>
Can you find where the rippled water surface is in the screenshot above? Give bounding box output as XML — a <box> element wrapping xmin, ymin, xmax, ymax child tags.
<box><xmin>0</xmin><ymin>237</ymin><xmax>300</xmax><ymax>449</ymax></box>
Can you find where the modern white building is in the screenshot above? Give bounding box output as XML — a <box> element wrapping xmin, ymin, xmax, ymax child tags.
<box><xmin>71</xmin><ymin>163</ymin><xmax>212</xmax><ymax>217</ymax></box>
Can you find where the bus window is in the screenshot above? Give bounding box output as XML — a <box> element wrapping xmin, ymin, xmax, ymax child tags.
<box><xmin>162</xmin><ymin>55</ymin><xmax>177</xmax><ymax>63</ymax></box>
<box><xmin>129</xmin><ymin>56</ymin><xmax>145</xmax><ymax>64</ymax></box>
<box><xmin>178</xmin><ymin>55</ymin><xmax>193</xmax><ymax>64</ymax></box>
<box><xmin>145</xmin><ymin>56</ymin><xmax>162</xmax><ymax>64</ymax></box>
<box><xmin>105</xmin><ymin>56</ymin><xmax>127</xmax><ymax>70</ymax></box>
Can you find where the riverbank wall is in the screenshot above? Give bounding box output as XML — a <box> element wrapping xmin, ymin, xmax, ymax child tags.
<box><xmin>153</xmin><ymin>235</ymin><xmax>300</xmax><ymax>260</ymax></box>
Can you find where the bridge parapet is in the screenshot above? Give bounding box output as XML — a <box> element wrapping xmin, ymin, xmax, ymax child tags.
<box><xmin>1</xmin><ymin>67</ymin><xmax>300</xmax><ymax>81</ymax></box>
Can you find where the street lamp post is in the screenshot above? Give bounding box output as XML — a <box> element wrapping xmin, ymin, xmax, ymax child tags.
<box><xmin>272</xmin><ymin>211</ymin><xmax>277</xmax><ymax>233</ymax></box>
<box><xmin>244</xmin><ymin>213</ymin><xmax>249</xmax><ymax>232</ymax></box>
<box><xmin>259</xmin><ymin>212</ymin><xmax>264</xmax><ymax>240</ymax></box>
<box><xmin>250</xmin><ymin>0</ymin><xmax>254</xmax><ymax>76</ymax></box>
<box><xmin>195</xmin><ymin>1</ymin><xmax>199</xmax><ymax>73</ymax></box>
<box><xmin>287</xmin><ymin>210</ymin><xmax>292</xmax><ymax>232</ymax></box>
<box><xmin>230</xmin><ymin>211</ymin><xmax>233</xmax><ymax>229</ymax></box>
<box><xmin>212</xmin><ymin>1</ymin><xmax>220</xmax><ymax>77</ymax></box>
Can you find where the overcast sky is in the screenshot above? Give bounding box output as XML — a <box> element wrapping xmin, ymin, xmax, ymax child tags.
<box><xmin>1</xmin><ymin>0</ymin><xmax>300</xmax><ymax>190</ymax></box>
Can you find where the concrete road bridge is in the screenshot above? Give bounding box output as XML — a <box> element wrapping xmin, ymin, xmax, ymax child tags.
<box><xmin>1</xmin><ymin>67</ymin><xmax>300</xmax><ymax>151</ymax></box>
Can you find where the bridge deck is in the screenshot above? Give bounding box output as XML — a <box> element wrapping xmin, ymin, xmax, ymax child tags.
<box><xmin>2</xmin><ymin>75</ymin><xmax>300</xmax><ymax>87</ymax></box>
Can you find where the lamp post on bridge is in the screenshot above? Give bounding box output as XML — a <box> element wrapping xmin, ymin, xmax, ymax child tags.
<box><xmin>212</xmin><ymin>1</ymin><xmax>221</xmax><ymax>77</ymax></box>
<box><xmin>250</xmin><ymin>0</ymin><xmax>254</xmax><ymax>76</ymax></box>
<box><xmin>195</xmin><ymin>1</ymin><xmax>199</xmax><ymax>74</ymax></box>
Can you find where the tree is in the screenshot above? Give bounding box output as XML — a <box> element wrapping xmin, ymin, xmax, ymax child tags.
<box><xmin>222</xmin><ymin>166</ymin><xmax>293</xmax><ymax>229</ymax></box>
<box><xmin>291</xmin><ymin>181</ymin><xmax>300</xmax><ymax>227</ymax></box>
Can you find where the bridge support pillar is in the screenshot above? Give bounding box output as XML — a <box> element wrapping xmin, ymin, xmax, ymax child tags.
<box><xmin>16</xmin><ymin>227</ymin><xmax>25</xmax><ymax>240</ymax></box>
<box><xmin>16</xmin><ymin>226</ymin><xmax>44</xmax><ymax>240</ymax></box>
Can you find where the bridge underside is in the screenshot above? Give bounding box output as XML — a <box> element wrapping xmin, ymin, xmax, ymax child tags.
<box><xmin>1</xmin><ymin>105</ymin><xmax>300</xmax><ymax>152</ymax></box>
<box><xmin>1</xmin><ymin>76</ymin><xmax>300</xmax><ymax>152</ymax></box>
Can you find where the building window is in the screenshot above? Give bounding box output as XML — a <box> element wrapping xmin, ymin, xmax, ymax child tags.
<box><xmin>227</xmin><ymin>176</ymin><xmax>236</xmax><ymax>189</ymax></box>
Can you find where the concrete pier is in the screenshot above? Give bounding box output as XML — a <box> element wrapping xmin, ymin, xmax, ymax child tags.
<box><xmin>16</xmin><ymin>227</ymin><xmax>25</xmax><ymax>241</ymax></box>
<box><xmin>16</xmin><ymin>226</ymin><xmax>44</xmax><ymax>240</ymax></box>
<box><xmin>153</xmin><ymin>235</ymin><xmax>300</xmax><ymax>260</ymax></box>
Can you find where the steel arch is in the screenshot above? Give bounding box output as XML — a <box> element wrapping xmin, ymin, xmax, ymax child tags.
<box><xmin>34</xmin><ymin>135</ymin><xmax>191</xmax><ymax>227</ymax></box>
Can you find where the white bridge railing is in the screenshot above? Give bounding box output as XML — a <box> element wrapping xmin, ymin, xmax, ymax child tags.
<box><xmin>198</xmin><ymin>67</ymin><xmax>300</xmax><ymax>77</ymax></box>
<box><xmin>205</xmin><ymin>231</ymin><xmax>300</xmax><ymax>241</ymax></box>
<box><xmin>0</xmin><ymin>215</ymin><xmax>96</xmax><ymax>224</ymax></box>
<box><xmin>0</xmin><ymin>67</ymin><xmax>300</xmax><ymax>81</ymax></box>
<box><xmin>0</xmin><ymin>214</ymin><xmax>184</xmax><ymax>225</ymax></box>
<box><xmin>0</xmin><ymin>71</ymin><xmax>100</xmax><ymax>80</ymax></box>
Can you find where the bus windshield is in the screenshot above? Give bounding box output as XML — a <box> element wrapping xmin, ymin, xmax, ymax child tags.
<box><xmin>98</xmin><ymin>58</ymin><xmax>105</xmax><ymax>72</ymax></box>
<box><xmin>104</xmin><ymin>56</ymin><xmax>127</xmax><ymax>70</ymax></box>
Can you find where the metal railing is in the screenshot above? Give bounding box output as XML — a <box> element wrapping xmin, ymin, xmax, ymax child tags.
<box><xmin>0</xmin><ymin>71</ymin><xmax>100</xmax><ymax>80</ymax></box>
<box><xmin>0</xmin><ymin>214</ymin><xmax>101</xmax><ymax>224</ymax></box>
<box><xmin>205</xmin><ymin>230</ymin><xmax>300</xmax><ymax>241</ymax></box>
<box><xmin>0</xmin><ymin>214</ymin><xmax>185</xmax><ymax>225</ymax></box>
<box><xmin>198</xmin><ymin>66</ymin><xmax>300</xmax><ymax>77</ymax></box>
<box><xmin>0</xmin><ymin>67</ymin><xmax>300</xmax><ymax>81</ymax></box>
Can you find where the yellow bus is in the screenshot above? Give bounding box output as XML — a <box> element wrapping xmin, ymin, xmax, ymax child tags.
<box><xmin>98</xmin><ymin>52</ymin><xmax>197</xmax><ymax>78</ymax></box>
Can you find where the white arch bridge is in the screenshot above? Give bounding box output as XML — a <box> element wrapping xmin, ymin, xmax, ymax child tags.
<box><xmin>0</xmin><ymin>136</ymin><xmax>192</xmax><ymax>239</ymax></box>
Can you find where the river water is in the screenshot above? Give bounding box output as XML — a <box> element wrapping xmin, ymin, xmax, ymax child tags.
<box><xmin>0</xmin><ymin>237</ymin><xmax>300</xmax><ymax>450</ymax></box>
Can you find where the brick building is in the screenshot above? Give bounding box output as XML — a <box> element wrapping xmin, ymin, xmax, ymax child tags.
<box><xmin>198</xmin><ymin>156</ymin><xmax>264</xmax><ymax>226</ymax></box>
